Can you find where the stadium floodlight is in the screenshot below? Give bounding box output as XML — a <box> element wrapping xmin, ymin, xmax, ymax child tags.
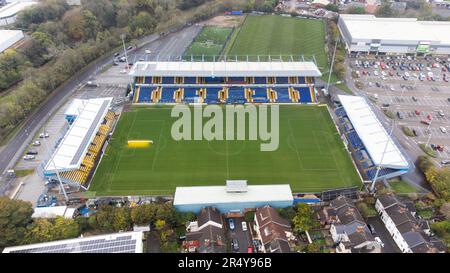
<box><xmin>326</xmin><ymin>40</ymin><xmax>338</xmax><ymax>96</ymax></box>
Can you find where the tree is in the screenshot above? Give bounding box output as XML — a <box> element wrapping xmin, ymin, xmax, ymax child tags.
<box><xmin>130</xmin><ymin>203</ymin><xmax>157</xmax><ymax>225</ymax></box>
<box><xmin>431</xmin><ymin>220</ymin><xmax>450</xmax><ymax>247</ymax></box>
<box><xmin>346</xmin><ymin>6</ymin><xmax>366</xmax><ymax>14</ymax></box>
<box><xmin>417</xmin><ymin>155</ymin><xmax>434</xmax><ymax>173</ymax></box>
<box><xmin>375</xmin><ymin>2</ymin><xmax>398</xmax><ymax>18</ymax></box>
<box><xmin>0</xmin><ymin>197</ymin><xmax>34</xmax><ymax>248</ymax></box>
<box><xmin>324</xmin><ymin>4</ymin><xmax>339</xmax><ymax>12</ymax></box>
<box><xmin>425</xmin><ymin>167</ymin><xmax>450</xmax><ymax>201</ymax></box>
<box><xmin>112</xmin><ymin>207</ymin><xmax>131</xmax><ymax>231</ymax></box>
<box><xmin>440</xmin><ymin>203</ymin><xmax>450</xmax><ymax>220</ymax></box>
<box><xmin>277</xmin><ymin>207</ymin><xmax>295</xmax><ymax>223</ymax></box>
<box><xmin>53</xmin><ymin>216</ymin><xmax>79</xmax><ymax>239</ymax></box>
<box><xmin>155</xmin><ymin>219</ymin><xmax>166</xmax><ymax>230</ymax></box>
<box><xmin>292</xmin><ymin>203</ymin><xmax>319</xmax><ymax>234</ymax></box>
<box><xmin>0</xmin><ymin>49</ymin><xmax>23</xmax><ymax>92</ymax></box>
<box><xmin>25</xmin><ymin>216</ymin><xmax>79</xmax><ymax>244</ymax></box>
<box><xmin>129</xmin><ymin>11</ymin><xmax>157</xmax><ymax>37</ymax></box>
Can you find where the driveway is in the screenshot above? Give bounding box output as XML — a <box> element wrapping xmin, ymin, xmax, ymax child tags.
<box><xmin>225</xmin><ymin>217</ymin><xmax>252</xmax><ymax>253</ymax></box>
<box><xmin>367</xmin><ymin>216</ymin><xmax>401</xmax><ymax>253</ymax></box>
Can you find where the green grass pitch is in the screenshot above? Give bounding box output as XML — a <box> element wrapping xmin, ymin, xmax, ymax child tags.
<box><xmin>183</xmin><ymin>26</ymin><xmax>233</xmax><ymax>61</ymax></box>
<box><xmin>90</xmin><ymin>105</ymin><xmax>361</xmax><ymax>196</ymax></box>
<box><xmin>225</xmin><ymin>15</ymin><xmax>328</xmax><ymax>71</ymax></box>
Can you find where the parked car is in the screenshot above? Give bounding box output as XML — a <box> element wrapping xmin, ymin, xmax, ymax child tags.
<box><xmin>39</xmin><ymin>132</ymin><xmax>49</xmax><ymax>138</ymax></box>
<box><xmin>415</xmin><ymin>109</ymin><xmax>421</xmax><ymax>115</ymax></box>
<box><xmin>375</xmin><ymin>237</ymin><xmax>385</xmax><ymax>248</ymax></box>
<box><xmin>228</xmin><ymin>219</ymin><xmax>235</xmax><ymax>230</ymax></box>
<box><xmin>368</xmin><ymin>224</ymin><xmax>376</xmax><ymax>235</ymax></box>
<box><xmin>382</xmin><ymin>103</ymin><xmax>390</xmax><ymax>107</ymax></box>
<box><xmin>420</xmin><ymin>120</ymin><xmax>431</xmax><ymax>125</ymax></box>
<box><xmin>114</xmin><ymin>52</ymin><xmax>120</xmax><ymax>57</ymax></box>
<box><xmin>440</xmin><ymin>126</ymin><xmax>447</xmax><ymax>133</ymax></box>
<box><xmin>27</xmin><ymin>150</ymin><xmax>38</xmax><ymax>155</ymax></box>
<box><xmin>145</xmin><ymin>49</ymin><xmax>151</xmax><ymax>54</ymax></box>
<box><xmin>23</xmin><ymin>155</ymin><xmax>35</xmax><ymax>160</ymax></box>
<box><xmin>32</xmin><ymin>141</ymin><xmax>41</xmax><ymax>146</ymax></box>
<box><xmin>127</xmin><ymin>45</ymin><xmax>133</xmax><ymax>50</ymax></box>
<box><xmin>438</xmin><ymin>110</ymin><xmax>445</xmax><ymax>117</ymax></box>
<box><xmin>242</xmin><ymin>221</ymin><xmax>247</xmax><ymax>231</ymax></box>
<box><xmin>441</xmin><ymin>160</ymin><xmax>450</xmax><ymax>166</ymax></box>
<box><xmin>397</xmin><ymin>111</ymin><xmax>404</xmax><ymax>119</ymax></box>
<box><xmin>231</xmin><ymin>239</ymin><xmax>239</xmax><ymax>252</ymax></box>
<box><xmin>412</xmin><ymin>96</ymin><xmax>418</xmax><ymax>102</ymax></box>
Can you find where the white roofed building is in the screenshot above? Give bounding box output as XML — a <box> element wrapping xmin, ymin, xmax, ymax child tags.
<box><xmin>0</xmin><ymin>0</ymin><xmax>37</xmax><ymax>26</ymax></box>
<box><xmin>43</xmin><ymin>97</ymin><xmax>117</xmax><ymax>188</ymax></box>
<box><xmin>335</xmin><ymin>95</ymin><xmax>410</xmax><ymax>182</ymax></box>
<box><xmin>338</xmin><ymin>14</ymin><xmax>450</xmax><ymax>55</ymax></box>
<box><xmin>0</xmin><ymin>29</ymin><xmax>24</xmax><ymax>53</ymax></box>
<box><xmin>174</xmin><ymin>181</ymin><xmax>294</xmax><ymax>213</ymax></box>
<box><xmin>2</xmin><ymin>231</ymin><xmax>144</xmax><ymax>253</ymax></box>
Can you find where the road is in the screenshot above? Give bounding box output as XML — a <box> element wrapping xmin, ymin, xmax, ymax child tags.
<box><xmin>0</xmin><ymin>25</ymin><xmax>201</xmax><ymax>179</ymax></box>
<box><xmin>366</xmin><ymin>216</ymin><xmax>401</xmax><ymax>253</ymax></box>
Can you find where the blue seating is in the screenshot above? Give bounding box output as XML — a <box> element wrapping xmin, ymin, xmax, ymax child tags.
<box><xmin>205</xmin><ymin>77</ymin><xmax>225</xmax><ymax>84</ymax></box>
<box><xmin>298</xmin><ymin>77</ymin><xmax>306</xmax><ymax>84</ymax></box>
<box><xmin>252</xmin><ymin>88</ymin><xmax>269</xmax><ymax>103</ymax></box>
<box><xmin>144</xmin><ymin>77</ymin><xmax>152</xmax><ymax>84</ymax></box>
<box><xmin>183</xmin><ymin>87</ymin><xmax>199</xmax><ymax>103</ymax></box>
<box><xmin>138</xmin><ymin>87</ymin><xmax>152</xmax><ymax>103</ymax></box>
<box><xmin>298</xmin><ymin>87</ymin><xmax>312</xmax><ymax>103</ymax></box>
<box><xmin>205</xmin><ymin>88</ymin><xmax>222</xmax><ymax>104</ymax></box>
<box><xmin>227</xmin><ymin>87</ymin><xmax>245</xmax><ymax>103</ymax></box>
<box><xmin>254</xmin><ymin>77</ymin><xmax>266</xmax><ymax>84</ymax></box>
<box><xmin>347</xmin><ymin>131</ymin><xmax>364</xmax><ymax>150</ymax></box>
<box><xmin>274</xmin><ymin>88</ymin><xmax>290</xmax><ymax>103</ymax></box>
<box><xmin>161</xmin><ymin>77</ymin><xmax>174</xmax><ymax>84</ymax></box>
<box><xmin>184</xmin><ymin>77</ymin><xmax>196</xmax><ymax>84</ymax></box>
<box><xmin>335</xmin><ymin>107</ymin><xmax>346</xmax><ymax>117</ymax></box>
<box><xmin>366</xmin><ymin>168</ymin><xmax>397</xmax><ymax>180</ymax></box>
<box><xmin>227</xmin><ymin>77</ymin><xmax>245</xmax><ymax>84</ymax></box>
<box><xmin>160</xmin><ymin>87</ymin><xmax>176</xmax><ymax>103</ymax></box>
<box><xmin>277</xmin><ymin>77</ymin><xmax>289</xmax><ymax>84</ymax></box>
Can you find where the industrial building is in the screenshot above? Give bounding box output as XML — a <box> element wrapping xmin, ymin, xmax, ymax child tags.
<box><xmin>173</xmin><ymin>180</ymin><xmax>294</xmax><ymax>213</ymax></box>
<box><xmin>338</xmin><ymin>14</ymin><xmax>450</xmax><ymax>55</ymax></box>
<box><xmin>0</xmin><ymin>29</ymin><xmax>24</xmax><ymax>53</ymax></box>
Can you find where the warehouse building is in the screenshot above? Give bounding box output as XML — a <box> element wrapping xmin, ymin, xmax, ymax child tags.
<box><xmin>338</xmin><ymin>14</ymin><xmax>450</xmax><ymax>55</ymax></box>
<box><xmin>0</xmin><ymin>29</ymin><xmax>24</xmax><ymax>53</ymax></box>
<box><xmin>173</xmin><ymin>180</ymin><xmax>294</xmax><ymax>213</ymax></box>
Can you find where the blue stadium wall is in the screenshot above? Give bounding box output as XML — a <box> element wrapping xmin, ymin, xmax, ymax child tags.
<box><xmin>174</xmin><ymin>199</ymin><xmax>294</xmax><ymax>214</ymax></box>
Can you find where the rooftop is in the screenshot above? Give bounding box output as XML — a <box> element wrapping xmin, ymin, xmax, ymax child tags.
<box><xmin>0</xmin><ymin>1</ymin><xmax>37</xmax><ymax>18</ymax></box>
<box><xmin>173</xmin><ymin>184</ymin><xmax>293</xmax><ymax>207</ymax></box>
<box><xmin>2</xmin><ymin>231</ymin><xmax>144</xmax><ymax>253</ymax></box>
<box><xmin>339</xmin><ymin>14</ymin><xmax>450</xmax><ymax>45</ymax></box>
<box><xmin>129</xmin><ymin>61</ymin><xmax>322</xmax><ymax>78</ymax></box>
<box><xmin>44</xmin><ymin>97</ymin><xmax>112</xmax><ymax>173</ymax></box>
<box><xmin>338</xmin><ymin>95</ymin><xmax>409</xmax><ymax>169</ymax></box>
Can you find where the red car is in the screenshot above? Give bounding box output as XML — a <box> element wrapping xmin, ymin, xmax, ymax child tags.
<box><xmin>427</xmin><ymin>114</ymin><xmax>433</xmax><ymax>120</ymax></box>
<box><xmin>389</xmin><ymin>71</ymin><xmax>394</xmax><ymax>76</ymax></box>
<box><xmin>415</xmin><ymin>110</ymin><xmax>421</xmax><ymax>115</ymax></box>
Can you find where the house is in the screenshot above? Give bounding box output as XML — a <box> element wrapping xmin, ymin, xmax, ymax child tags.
<box><xmin>327</xmin><ymin>196</ymin><xmax>380</xmax><ymax>253</ymax></box>
<box><xmin>375</xmin><ymin>194</ymin><xmax>443</xmax><ymax>253</ymax></box>
<box><xmin>254</xmin><ymin>205</ymin><xmax>294</xmax><ymax>253</ymax></box>
<box><xmin>183</xmin><ymin>207</ymin><xmax>226</xmax><ymax>253</ymax></box>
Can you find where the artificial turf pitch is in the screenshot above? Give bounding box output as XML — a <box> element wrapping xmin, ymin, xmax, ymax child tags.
<box><xmin>90</xmin><ymin>105</ymin><xmax>361</xmax><ymax>196</ymax></box>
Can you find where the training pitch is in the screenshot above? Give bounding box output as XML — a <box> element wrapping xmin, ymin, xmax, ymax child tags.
<box><xmin>225</xmin><ymin>15</ymin><xmax>328</xmax><ymax>70</ymax></box>
<box><xmin>183</xmin><ymin>26</ymin><xmax>233</xmax><ymax>61</ymax></box>
<box><xmin>90</xmin><ymin>105</ymin><xmax>361</xmax><ymax>196</ymax></box>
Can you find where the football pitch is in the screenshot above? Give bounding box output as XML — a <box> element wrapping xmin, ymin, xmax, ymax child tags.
<box><xmin>225</xmin><ymin>15</ymin><xmax>328</xmax><ymax>70</ymax></box>
<box><xmin>183</xmin><ymin>26</ymin><xmax>233</xmax><ymax>61</ymax></box>
<box><xmin>90</xmin><ymin>105</ymin><xmax>361</xmax><ymax>196</ymax></box>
